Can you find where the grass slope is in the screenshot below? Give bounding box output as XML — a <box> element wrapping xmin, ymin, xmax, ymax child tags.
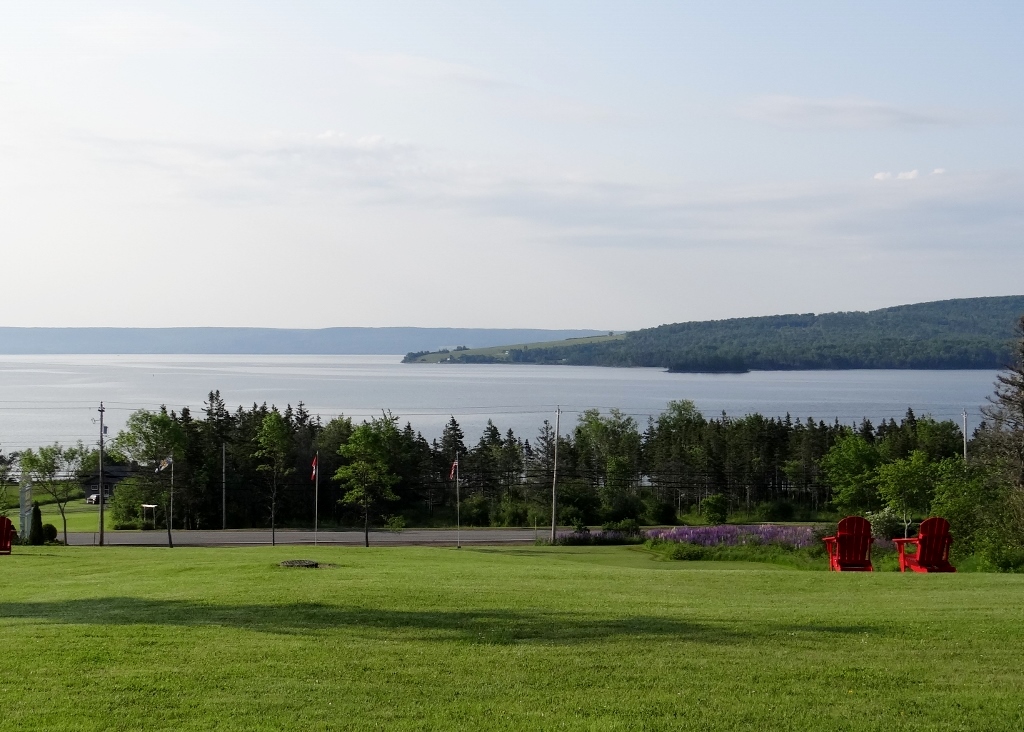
<box><xmin>2</xmin><ymin>545</ymin><xmax>1023</xmax><ymax>730</ymax></box>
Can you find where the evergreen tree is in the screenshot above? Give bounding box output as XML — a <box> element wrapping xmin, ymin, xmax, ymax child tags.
<box><xmin>29</xmin><ymin>502</ymin><xmax>44</xmax><ymax>545</ymax></box>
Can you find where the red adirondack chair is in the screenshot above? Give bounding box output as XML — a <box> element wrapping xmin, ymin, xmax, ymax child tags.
<box><xmin>0</xmin><ymin>516</ymin><xmax>14</xmax><ymax>555</ymax></box>
<box><xmin>893</xmin><ymin>517</ymin><xmax>956</xmax><ymax>573</ymax></box>
<box><xmin>823</xmin><ymin>516</ymin><xmax>874</xmax><ymax>571</ymax></box>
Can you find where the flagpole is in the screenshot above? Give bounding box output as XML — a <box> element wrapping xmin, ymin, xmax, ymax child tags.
<box><xmin>456</xmin><ymin>455</ymin><xmax>461</xmax><ymax>549</ymax></box>
<box><xmin>314</xmin><ymin>451</ymin><xmax>319</xmax><ymax>547</ymax></box>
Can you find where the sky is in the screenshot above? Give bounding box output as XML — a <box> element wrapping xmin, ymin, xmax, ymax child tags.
<box><xmin>1</xmin><ymin>1</ymin><xmax>1022</xmax><ymax>329</ymax></box>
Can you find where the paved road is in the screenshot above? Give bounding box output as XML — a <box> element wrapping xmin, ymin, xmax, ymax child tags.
<box><xmin>66</xmin><ymin>528</ymin><xmax>546</xmax><ymax>546</ymax></box>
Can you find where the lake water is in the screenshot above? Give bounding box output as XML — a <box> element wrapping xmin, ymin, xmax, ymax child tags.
<box><xmin>0</xmin><ymin>355</ymin><xmax>1000</xmax><ymax>451</ymax></box>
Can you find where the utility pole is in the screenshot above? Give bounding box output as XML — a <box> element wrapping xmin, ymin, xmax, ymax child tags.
<box><xmin>962</xmin><ymin>409</ymin><xmax>969</xmax><ymax>461</ymax></box>
<box><xmin>98</xmin><ymin>402</ymin><xmax>105</xmax><ymax>546</ymax></box>
<box><xmin>222</xmin><ymin>442</ymin><xmax>226</xmax><ymax>530</ymax></box>
<box><xmin>550</xmin><ymin>406</ymin><xmax>560</xmax><ymax>543</ymax></box>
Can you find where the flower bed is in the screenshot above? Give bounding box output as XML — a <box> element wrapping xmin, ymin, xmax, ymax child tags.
<box><xmin>646</xmin><ymin>524</ymin><xmax>816</xmax><ymax>550</ymax></box>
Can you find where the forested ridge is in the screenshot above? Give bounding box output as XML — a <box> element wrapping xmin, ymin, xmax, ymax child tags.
<box><xmin>412</xmin><ymin>296</ymin><xmax>1024</xmax><ymax>372</ymax></box>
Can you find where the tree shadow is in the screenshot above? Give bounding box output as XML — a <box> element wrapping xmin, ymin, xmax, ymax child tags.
<box><xmin>0</xmin><ymin>598</ymin><xmax>753</xmax><ymax>645</ymax></box>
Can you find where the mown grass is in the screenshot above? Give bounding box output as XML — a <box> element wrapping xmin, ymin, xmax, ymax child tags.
<box><xmin>2</xmin><ymin>545</ymin><xmax>1023</xmax><ymax>730</ymax></box>
<box><xmin>38</xmin><ymin>498</ymin><xmax>104</xmax><ymax>534</ymax></box>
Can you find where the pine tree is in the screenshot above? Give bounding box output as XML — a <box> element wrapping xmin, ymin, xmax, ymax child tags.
<box><xmin>980</xmin><ymin>316</ymin><xmax>1024</xmax><ymax>490</ymax></box>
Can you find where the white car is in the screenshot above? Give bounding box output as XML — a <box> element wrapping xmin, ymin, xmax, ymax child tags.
<box><xmin>86</xmin><ymin>493</ymin><xmax>109</xmax><ymax>505</ymax></box>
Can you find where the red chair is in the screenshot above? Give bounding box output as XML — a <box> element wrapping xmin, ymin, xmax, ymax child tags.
<box><xmin>893</xmin><ymin>517</ymin><xmax>956</xmax><ymax>573</ymax></box>
<box><xmin>0</xmin><ymin>516</ymin><xmax>14</xmax><ymax>555</ymax></box>
<box><xmin>823</xmin><ymin>516</ymin><xmax>874</xmax><ymax>571</ymax></box>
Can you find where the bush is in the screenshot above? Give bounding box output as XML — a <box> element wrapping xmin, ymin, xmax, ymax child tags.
<box><xmin>42</xmin><ymin>523</ymin><xmax>58</xmax><ymax>542</ymax></box>
<box><xmin>558</xmin><ymin>505</ymin><xmax>584</xmax><ymax>528</ymax></box>
<box><xmin>460</xmin><ymin>494</ymin><xmax>490</xmax><ymax>527</ymax></box>
<box><xmin>601</xmin><ymin>518</ymin><xmax>641</xmax><ymax>537</ymax></box>
<box><xmin>490</xmin><ymin>497</ymin><xmax>528</xmax><ymax>527</ymax></box>
<box><xmin>29</xmin><ymin>503</ymin><xmax>44</xmax><ymax>545</ymax></box>
<box><xmin>110</xmin><ymin>477</ymin><xmax>147</xmax><ymax>528</ymax></box>
<box><xmin>642</xmin><ymin>497</ymin><xmax>677</xmax><ymax>525</ymax></box>
<box><xmin>601</xmin><ymin>493</ymin><xmax>643</xmax><ymax>523</ymax></box>
<box><xmin>866</xmin><ymin>508</ymin><xmax>903</xmax><ymax>540</ymax></box>
<box><xmin>757</xmin><ymin>500</ymin><xmax>795</xmax><ymax>522</ymax></box>
<box><xmin>701</xmin><ymin>494</ymin><xmax>728</xmax><ymax>524</ymax></box>
<box><xmin>665</xmin><ymin>542</ymin><xmax>706</xmax><ymax>560</ymax></box>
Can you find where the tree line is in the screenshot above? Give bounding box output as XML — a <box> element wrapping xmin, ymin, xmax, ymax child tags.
<box><xmin>409</xmin><ymin>296</ymin><xmax>1024</xmax><ymax>372</ymax></box>
<box><xmin>4</xmin><ymin>315</ymin><xmax>1024</xmax><ymax>567</ymax></box>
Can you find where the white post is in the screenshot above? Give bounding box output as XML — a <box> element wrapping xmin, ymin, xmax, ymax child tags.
<box><xmin>314</xmin><ymin>450</ymin><xmax>319</xmax><ymax>547</ymax></box>
<box><xmin>456</xmin><ymin>456</ymin><xmax>461</xmax><ymax>549</ymax></box>
<box><xmin>19</xmin><ymin>474</ymin><xmax>32</xmax><ymax>541</ymax></box>
<box><xmin>550</xmin><ymin>406</ymin><xmax>560</xmax><ymax>543</ymax></box>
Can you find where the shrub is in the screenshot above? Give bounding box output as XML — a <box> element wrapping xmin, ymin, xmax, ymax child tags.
<box><xmin>384</xmin><ymin>515</ymin><xmax>406</xmax><ymax>532</ymax></box>
<box><xmin>666</xmin><ymin>543</ymin><xmax>706</xmax><ymax>560</ymax></box>
<box><xmin>757</xmin><ymin>501</ymin><xmax>795</xmax><ymax>522</ymax></box>
<box><xmin>460</xmin><ymin>494</ymin><xmax>490</xmax><ymax>527</ymax></box>
<box><xmin>490</xmin><ymin>497</ymin><xmax>528</xmax><ymax>527</ymax></box>
<box><xmin>602</xmin><ymin>518</ymin><xmax>641</xmax><ymax>537</ymax></box>
<box><xmin>42</xmin><ymin>523</ymin><xmax>58</xmax><ymax>542</ymax></box>
<box><xmin>701</xmin><ymin>494</ymin><xmax>728</xmax><ymax>524</ymax></box>
<box><xmin>29</xmin><ymin>503</ymin><xmax>44</xmax><ymax>545</ymax></box>
<box><xmin>642</xmin><ymin>497</ymin><xmax>677</xmax><ymax>525</ymax></box>
<box><xmin>601</xmin><ymin>493</ymin><xmax>643</xmax><ymax>523</ymax></box>
<box><xmin>866</xmin><ymin>508</ymin><xmax>903</xmax><ymax>540</ymax></box>
<box><xmin>558</xmin><ymin>505</ymin><xmax>584</xmax><ymax>528</ymax></box>
<box><xmin>110</xmin><ymin>477</ymin><xmax>147</xmax><ymax>528</ymax></box>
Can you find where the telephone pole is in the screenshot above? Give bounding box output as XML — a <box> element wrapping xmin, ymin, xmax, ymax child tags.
<box><xmin>98</xmin><ymin>402</ymin><xmax>105</xmax><ymax>546</ymax></box>
<box><xmin>222</xmin><ymin>442</ymin><xmax>227</xmax><ymax>530</ymax></box>
<box><xmin>550</xmin><ymin>406</ymin><xmax>560</xmax><ymax>543</ymax></box>
<box><xmin>962</xmin><ymin>409</ymin><xmax>969</xmax><ymax>461</ymax></box>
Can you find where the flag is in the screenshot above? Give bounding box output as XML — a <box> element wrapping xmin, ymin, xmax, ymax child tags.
<box><xmin>311</xmin><ymin>454</ymin><xmax>318</xmax><ymax>481</ymax></box>
<box><xmin>155</xmin><ymin>456</ymin><xmax>173</xmax><ymax>473</ymax></box>
<box><xmin>449</xmin><ymin>459</ymin><xmax>458</xmax><ymax>481</ymax></box>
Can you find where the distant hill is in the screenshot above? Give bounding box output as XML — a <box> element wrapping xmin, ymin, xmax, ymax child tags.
<box><xmin>403</xmin><ymin>296</ymin><xmax>1024</xmax><ymax>372</ymax></box>
<box><xmin>0</xmin><ymin>327</ymin><xmax>606</xmax><ymax>355</ymax></box>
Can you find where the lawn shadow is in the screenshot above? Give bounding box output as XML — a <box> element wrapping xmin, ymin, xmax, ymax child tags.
<box><xmin>0</xmin><ymin>598</ymin><xmax>747</xmax><ymax>645</ymax></box>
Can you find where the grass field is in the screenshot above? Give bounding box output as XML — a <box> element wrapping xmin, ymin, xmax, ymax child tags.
<box><xmin>38</xmin><ymin>498</ymin><xmax>103</xmax><ymax>534</ymax></box>
<box><xmin>407</xmin><ymin>333</ymin><xmax>624</xmax><ymax>362</ymax></box>
<box><xmin>2</xmin><ymin>545</ymin><xmax>1023</xmax><ymax>730</ymax></box>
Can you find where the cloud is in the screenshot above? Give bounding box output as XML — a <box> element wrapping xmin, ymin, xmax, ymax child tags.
<box><xmin>351</xmin><ymin>53</ymin><xmax>516</xmax><ymax>91</ymax></box>
<box><xmin>741</xmin><ymin>95</ymin><xmax>963</xmax><ymax>129</ymax></box>
<box><xmin>79</xmin><ymin>129</ymin><xmax>1024</xmax><ymax>258</ymax></box>
<box><xmin>932</xmin><ymin>168</ymin><xmax>946</xmax><ymax>175</ymax></box>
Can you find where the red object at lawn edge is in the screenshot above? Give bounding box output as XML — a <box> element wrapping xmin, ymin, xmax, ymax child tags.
<box><xmin>823</xmin><ymin>516</ymin><xmax>874</xmax><ymax>572</ymax></box>
<box><xmin>894</xmin><ymin>517</ymin><xmax>956</xmax><ymax>573</ymax></box>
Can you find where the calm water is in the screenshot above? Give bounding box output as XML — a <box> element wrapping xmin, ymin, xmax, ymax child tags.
<box><xmin>0</xmin><ymin>355</ymin><xmax>1000</xmax><ymax>451</ymax></box>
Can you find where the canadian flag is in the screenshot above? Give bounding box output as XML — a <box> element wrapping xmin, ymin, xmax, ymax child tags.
<box><xmin>449</xmin><ymin>459</ymin><xmax>458</xmax><ymax>481</ymax></box>
<box><xmin>310</xmin><ymin>454</ymin><xmax>318</xmax><ymax>481</ymax></box>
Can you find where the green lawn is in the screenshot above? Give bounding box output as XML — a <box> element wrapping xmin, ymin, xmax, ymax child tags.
<box><xmin>2</xmin><ymin>545</ymin><xmax>1022</xmax><ymax>731</ymax></box>
<box><xmin>39</xmin><ymin>498</ymin><xmax>104</xmax><ymax>534</ymax></box>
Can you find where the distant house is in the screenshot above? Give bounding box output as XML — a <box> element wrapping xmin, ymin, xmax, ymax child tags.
<box><xmin>81</xmin><ymin>465</ymin><xmax>136</xmax><ymax>498</ymax></box>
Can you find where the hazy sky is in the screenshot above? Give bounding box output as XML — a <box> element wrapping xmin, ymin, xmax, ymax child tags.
<box><xmin>2</xmin><ymin>1</ymin><xmax>1022</xmax><ymax>329</ymax></box>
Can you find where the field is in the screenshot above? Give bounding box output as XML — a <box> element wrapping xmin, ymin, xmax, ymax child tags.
<box><xmin>39</xmin><ymin>498</ymin><xmax>103</xmax><ymax>534</ymax></box>
<box><xmin>2</xmin><ymin>545</ymin><xmax>1023</xmax><ymax>731</ymax></box>
<box><xmin>405</xmin><ymin>333</ymin><xmax>624</xmax><ymax>362</ymax></box>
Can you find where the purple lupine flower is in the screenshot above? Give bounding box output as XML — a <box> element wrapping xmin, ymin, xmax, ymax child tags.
<box><xmin>646</xmin><ymin>524</ymin><xmax>815</xmax><ymax>549</ymax></box>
